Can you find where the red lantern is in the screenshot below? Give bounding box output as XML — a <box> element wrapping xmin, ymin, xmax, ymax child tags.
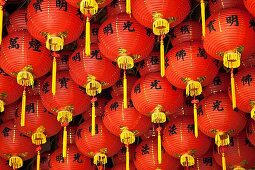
<box><xmin>209</xmin><ymin>0</ymin><xmax>244</xmax><ymax>14</ymax></box>
<box><xmin>82</xmin><ymin>98</ymin><xmax>108</xmax><ymax>121</ymax></box>
<box><xmin>40</xmin><ymin>71</ymin><xmax>90</xmax><ymax>157</ymax></box>
<box><xmin>112</xmin><ymin>162</ymin><xmax>136</xmax><ymax>170</ymax></box>
<box><xmin>0</xmin><ymin>101</ymin><xmax>19</xmax><ymax>122</ymax></box>
<box><xmin>6</xmin><ymin>8</ymin><xmax>27</xmax><ymax>34</ymax></box>
<box><xmin>50</xmin><ymin>144</ymin><xmax>94</xmax><ymax>170</ymax></box>
<box><xmin>32</xmin><ymin>152</ymin><xmax>51</xmax><ymax>170</ymax></box>
<box><xmin>0</xmin><ymin>157</ymin><xmax>12</xmax><ymax>170</ymax></box>
<box><xmin>0</xmin><ymin>69</ymin><xmax>23</xmax><ymax>112</ymax></box>
<box><xmin>112</xmin><ymin>145</ymin><xmax>136</xmax><ymax>165</ymax></box>
<box><xmin>214</xmin><ymin>131</ymin><xmax>255</xmax><ymax>169</ymax></box>
<box><xmin>162</xmin><ymin>116</ymin><xmax>211</xmax><ymax>168</ymax></box>
<box><xmin>134</xmin><ymin>137</ymin><xmax>180</xmax><ymax>170</ymax></box>
<box><xmin>57</xmin><ymin>126</ymin><xmax>78</xmax><ymax>147</ymax></box>
<box><xmin>138</xmin><ymin>51</ymin><xmax>160</xmax><ymax>77</ymax></box>
<box><xmin>0</xmin><ymin>120</ymin><xmax>36</xmax><ymax>169</ymax></box>
<box><xmin>170</xmin><ymin>21</ymin><xmax>202</xmax><ymax>47</ymax></box>
<box><xmin>244</xmin><ymin>0</ymin><xmax>255</xmax><ymax>17</ymax></box>
<box><xmin>75</xmin><ymin>118</ymin><xmax>122</xmax><ymax>168</ymax></box>
<box><xmin>106</xmin><ymin>0</ymin><xmax>126</xmax><ymax>17</ymax></box>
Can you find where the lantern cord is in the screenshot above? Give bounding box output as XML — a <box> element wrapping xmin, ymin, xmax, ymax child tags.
<box><xmin>200</xmin><ymin>0</ymin><xmax>205</xmax><ymax>37</ymax></box>
<box><xmin>157</xmin><ymin>126</ymin><xmax>162</xmax><ymax>164</ymax></box>
<box><xmin>123</xmin><ymin>69</ymin><xmax>128</xmax><ymax>109</ymax></box>
<box><xmin>160</xmin><ymin>36</ymin><xmax>165</xmax><ymax>77</ymax></box>
<box><xmin>85</xmin><ymin>16</ymin><xmax>91</xmax><ymax>56</ymax></box>
<box><xmin>126</xmin><ymin>0</ymin><xmax>131</xmax><ymax>15</ymax></box>
<box><xmin>63</xmin><ymin>126</ymin><xmax>67</xmax><ymax>157</ymax></box>
<box><xmin>126</xmin><ymin>144</ymin><xmax>130</xmax><ymax>170</ymax></box>
<box><xmin>52</xmin><ymin>55</ymin><xmax>57</xmax><ymax>95</ymax></box>
<box><xmin>21</xmin><ymin>89</ymin><xmax>26</xmax><ymax>127</ymax></box>
<box><xmin>222</xmin><ymin>152</ymin><xmax>226</xmax><ymax>170</ymax></box>
<box><xmin>192</xmin><ymin>98</ymin><xmax>198</xmax><ymax>138</ymax></box>
<box><xmin>230</xmin><ymin>68</ymin><xmax>236</xmax><ymax>109</ymax></box>
<box><xmin>91</xmin><ymin>97</ymin><xmax>96</xmax><ymax>136</ymax></box>
<box><xmin>0</xmin><ymin>99</ymin><xmax>4</xmax><ymax>112</ymax></box>
<box><xmin>0</xmin><ymin>4</ymin><xmax>3</xmax><ymax>44</ymax></box>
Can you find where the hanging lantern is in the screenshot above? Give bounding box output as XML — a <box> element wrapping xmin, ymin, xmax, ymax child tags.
<box><xmin>0</xmin><ymin>120</ymin><xmax>36</xmax><ymax>169</ymax></box>
<box><xmin>244</xmin><ymin>0</ymin><xmax>255</xmax><ymax>17</ymax></box>
<box><xmin>82</xmin><ymin>98</ymin><xmax>108</xmax><ymax>121</ymax></box>
<box><xmin>40</xmin><ymin>71</ymin><xmax>91</xmax><ymax>157</ymax></box>
<box><xmin>112</xmin><ymin>145</ymin><xmax>136</xmax><ymax>165</ymax></box>
<box><xmin>138</xmin><ymin>51</ymin><xmax>160</xmax><ymax>77</ymax></box>
<box><xmin>50</xmin><ymin>144</ymin><xmax>95</xmax><ymax>170</ymax></box>
<box><xmin>75</xmin><ymin>118</ymin><xmax>122</xmax><ymax>169</ymax></box>
<box><xmin>209</xmin><ymin>0</ymin><xmax>245</xmax><ymax>15</ymax></box>
<box><xmin>107</xmin><ymin>0</ymin><xmax>126</xmax><ymax>17</ymax></box>
<box><xmin>203</xmin><ymin>8</ymin><xmax>255</xmax><ymax>109</ymax></box>
<box><xmin>170</xmin><ymin>21</ymin><xmax>202</xmax><ymax>47</ymax></box>
<box><xmin>132</xmin><ymin>0</ymin><xmax>190</xmax><ymax>76</ymax></box>
<box><xmin>15</xmin><ymin>95</ymin><xmax>62</xmax><ymax>170</ymax></box>
<box><xmin>32</xmin><ymin>152</ymin><xmax>51</xmax><ymax>170</ymax></box>
<box><xmin>134</xmin><ymin>137</ymin><xmax>180</xmax><ymax>170</ymax></box>
<box><xmin>112</xmin><ymin>162</ymin><xmax>136</xmax><ymax>170</ymax></box>
<box><xmin>0</xmin><ymin>157</ymin><xmax>12</xmax><ymax>170</ymax></box>
<box><xmin>214</xmin><ymin>130</ymin><xmax>255</xmax><ymax>169</ymax></box>
<box><xmin>203</xmin><ymin>72</ymin><xmax>229</xmax><ymax>98</ymax></box>
<box><xmin>57</xmin><ymin>126</ymin><xmax>78</xmax><ymax>147</ymax></box>
<box><xmin>98</xmin><ymin>13</ymin><xmax>154</xmax><ymax>108</ymax></box>
<box><xmin>0</xmin><ymin>69</ymin><xmax>23</xmax><ymax>112</ymax></box>
<box><xmin>0</xmin><ymin>101</ymin><xmax>19</xmax><ymax>123</ymax></box>
<box><xmin>6</xmin><ymin>8</ymin><xmax>27</xmax><ymax>34</ymax></box>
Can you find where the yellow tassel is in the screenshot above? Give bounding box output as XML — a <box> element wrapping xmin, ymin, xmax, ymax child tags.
<box><xmin>251</xmin><ymin>105</ymin><xmax>255</xmax><ymax>120</ymax></box>
<box><xmin>201</xmin><ymin>0</ymin><xmax>205</xmax><ymax>37</ymax></box>
<box><xmin>63</xmin><ymin>126</ymin><xmax>67</xmax><ymax>158</ymax></box>
<box><xmin>0</xmin><ymin>99</ymin><xmax>4</xmax><ymax>112</ymax></box>
<box><xmin>0</xmin><ymin>5</ymin><xmax>3</xmax><ymax>45</ymax></box>
<box><xmin>158</xmin><ymin>130</ymin><xmax>162</xmax><ymax>164</ymax></box>
<box><xmin>126</xmin><ymin>0</ymin><xmax>131</xmax><ymax>15</ymax></box>
<box><xmin>91</xmin><ymin>101</ymin><xmax>96</xmax><ymax>136</ymax></box>
<box><xmin>160</xmin><ymin>37</ymin><xmax>165</xmax><ymax>77</ymax></box>
<box><xmin>180</xmin><ymin>154</ymin><xmax>195</xmax><ymax>167</ymax></box>
<box><xmin>17</xmin><ymin>66</ymin><xmax>34</xmax><ymax>87</ymax></box>
<box><xmin>52</xmin><ymin>57</ymin><xmax>57</xmax><ymax>95</ymax></box>
<box><xmin>9</xmin><ymin>156</ymin><xmax>23</xmax><ymax>169</ymax></box>
<box><xmin>21</xmin><ymin>90</ymin><xmax>26</xmax><ymax>127</ymax></box>
<box><xmin>32</xmin><ymin>126</ymin><xmax>47</xmax><ymax>145</ymax></box>
<box><xmin>222</xmin><ymin>152</ymin><xmax>226</xmax><ymax>170</ymax></box>
<box><xmin>37</xmin><ymin>151</ymin><xmax>40</xmax><ymax>170</ymax></box>
<box><xmin>126</xmin><ymin>145</ymin><xmax>130</xmax><ymax>170</ymax></box>
<box><xmin>93</xmin><ymin>152</ymin><xmax>107</xmax><ymax>165</ymax></box>
<box><xmin>215</xmin><ymin>133</ymin><xmax>230</xmax><ymax>148</ymax></box>
<box><xmin>194</xmin><ymin>103</ymin><xmax>198</xmax><ymax>138</ymax></box>
<box><xmin>185</xmin><ymin>80</ymin><xmax>202</xmax><ymax>97</ymax></box>
<box><xmin>231</xmin><ymin>69</ymin><xmax>236</xmax><ymax>109</ymax></box>
<box><xmin>123</xmin><ymin>71</ymin><xmax>128</xmax><ymax>109</ymax></box>
<box><xmin>85</xmin><ymin>17</ymin><xmax>91</xmax><ymax>56</ymax></box>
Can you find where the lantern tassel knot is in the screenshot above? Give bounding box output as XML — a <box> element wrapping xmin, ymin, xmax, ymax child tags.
<box><xmin>17</xmin><ymin>66</ymin><xmax>34</xmax><ymax>87</ymax></box>
<box><xmin>9</xmin><ymin>156</ymin><xmax>23</xmax><ymax>169</ymax></box>
<box><xmin>201</xmin><ymin>0</ymin><xmax>205</xmax><ymax>37</ymax></box>
<box><xmin>21</xmin><ymin>89</ymin><xmax>26</xmax><ymax>127</ymax></box>
<box><xmin>185</xmin><ymin>80</ymin><xmax>202</xmax><ymax>97</ymax></box>
<box><xmin>151</xmin><ymin>105</ymin><xmax>166</xmax><ymax>124</ymax></box>
<box><xmin>180</xmin><ymin>153</ymin><xmax>195</xmax><ymax>167</ymax></box>
<box><xmin>160</xmin><ymin>36</ymin><xmax>165</xmax><ymax>77</ymax></box>
<box><xmin>32</xmin><ymin>126</ymin><xmax>47</xmax><ymax>146</ymax></box>
<box><xmin>0</xmin><ymin>99</ymin><xmax>4</xmax><ymax>112</ymax></box>
<box><xmin>85</xmin><ymin>16</ymin><xmax>91</xmax><ymax>56</ymax></box>
<box><xmin>215</xmin><ymin>133</ymin><xmax>230</xmax><ymax>148</ymax></box>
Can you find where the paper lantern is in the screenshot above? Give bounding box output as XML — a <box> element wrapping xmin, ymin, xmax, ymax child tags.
<box><xmin>111</xmin><ymin>162</ymin><xmax>136</xmax><ymax>170</ymax></box>
<box><xmin>0</xmin><ymin>101</ymin><xmax>19</xmax><ymax>123</ymax></box>
<box><xmin>209</xmin><ymin>0</ymin><xmax>244</xmax><ymax>14</ymax></box>
<box><xmin>6</xmin><ymin>8</ymin><xmax>27</xmax><ymax>34</ymax></box>
<box><xmin>0</xmin><ymin>157</ymin><xmax>12</xmax><ymax>170</ymax></box>
<box><xmin>138</xmin><ymin>51</ymin><xmax>160</xmax><ymax>77</ymax></box>
<box><xmin>162</xmin><ymin>116</ymin><xmax>211</xmax><ymax>168</ymax></box>
<box><xmin>107</xmin><ymin>0</ymin><xmax>126</xmax><ymax>17</ymax></box>
<box><xmin>244</xmin><ymin>0</ymin><xmax>255</xmax><ymax>17</ymax></box>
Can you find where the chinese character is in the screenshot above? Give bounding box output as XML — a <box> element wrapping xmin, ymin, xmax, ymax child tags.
<box><xmin>123</xmin><ymin>21</ymin><xmax>135</xmax><ymax>32</ymax></box>
<box><xmin>9</xmin><ymin>37</ymin><xmax>19</xmax><ymax>49</ymax></box>
<box><xmin>91</xmin><ymin>50</ymin><xmax>102</xmax><ymax>60</ymax></box>
<box><xmin>197</xmin><ymin>47</ymin><xmax>207</xmax><ymax>59</ymax></box>
<box><xmin>77</xmin><ymin>128</ymin><xmax>82</xmax><ymax>139</ymax></box>
<box><xmin>168</xmin><ymin>124</ymin><xmax>177</xmax><ymax>135</ymax></box>
<box><xmin>73</xmin><ymin>153</ymin><xmax>83</xmax><ymax>163</ymax></box>
<box><xmin>89</xmin><ymin>124</ymin><xmax>98</xmax><ymax>134</ymax></box>
<box><xmin>61</xmin><ymin>55</ymin><xmax>69</xmax><ymax>64</ymax></box>
<box><xmin>56</xmin><ymin>0</ymin><xmax>68</xmax><ymax>11</ymax></box>
<box><xmin>72</xmin><ymin>52</ymin><xmax>81</xmax><ymax>61</ymax></box>
<box><xmin>141</xmin><ymin>144</ymin><xmax>150</xmax><ymax>155</ymax></box>
<box><xmin>187</xmin><ymin>124</ymin><xmax>194</xmax><ymax>134</ymax></box>
<box><xmin>242</xmin><ymin>74</ymin><xmax>252</xmax><ymax>86</ymax></box>
<box><xmin>110</xmin><ymin>102</ymin><xmax>119</xmax><ymax>111</ymax></box>
<box><xmin>29</xmin><ymin>38</ymin><xmax>42</xmax><ymax>52</ymax></box>
<box><xmin>207</xmin><ymin>19</ymin><xmax>216</xmax><ymax>32</ymax></box>
<box><xmin>56</xmin><ymin>153</ymin><xmax>64</xmax><ymax>163</ymax></box>
<box><xmin>58</xmin><ymin>77</ymin><xmax>70</xmax><ymax>88</ymax></box>
<box><xmin>180</xmin><ymin>25</ymin><xmax>190</xmax><ymax>34</ymax></box>
<box><xmin>110</xmin><ymin>0</ymin><xmax>118</xmax><ymax>7</ymax></box>
<box><xmin>165</xmin><ymin>58</ymin><xmax>169</xmax><ymax>68</ymax></box>
<box><xmin>176</xmin><ymin>49</ymin><xmax>186</xmax><ymax>61</ymax></box>
<box><xmin>203</xmin><ymin>157</ymin><xmax>213</xmax><ymax>166</ymax></box>
<box><xmin>42</xmin><ymin>82</ymin><xmax>50</xmax><ymax>94</ymax></box>
<box><xmin>150</xmin><ymin>55</ymin><xmax>159</xmax><ymax>65</ymax></box>
<box><xmin>128</xmin><ymin>99</ymin><xmax>134</xmax><ymax>108</ymax></box>
<box><xmin>245</xmin><ymin>138</ymin><xmax>253</xmax><ymax>147</ymax></box>
<box><xmin>2</xmin><ymin>127</ymin><xmax>11</xmax><ymax>137</ymax></box>
<box><xmin>33</xmin><ymin>0</ymin><xmax>43</xmax><ymax>12</ymax></box>
<box><xmin>226</xmin><ymin>15</ymin><xmax>239</xmax><ymax>26</ymax></box>
<box><xmin>76</xmin><ymin>9</ymin><xmax>84</xmax><ymax>21</ymax></box>
<box><xmin>134</xmin><ymin>83</ymin><xmax>141</xmax><ymax>94</ymax></box>
<box><xmin>26</xmin><ymin>103</ymin><xmax>35</xmax><ymax>114</ymax></box>
<box><xmin>115</xmin><ymin>80</ymin><xmax>123</xmax><ymax>88</ymax></box>
<box><xmin>139</xmin><ymin>60</ymin><xmax>145</xmax><ymax>69</ymax></box>
<box><xmin>92</xmin><ymin>28</ymin><xmax>99</xmax><ymax>36</ymax></box>
<box><xmin>212</xmin><ymin>100</ymin><xmax>224</xmax><ymax>111</ymax></box>
<box><xmin>249</xmin><ymin>19</ymin><xmax>255</xmax><ymax>31</ymax></box>
<box><xmin>150</xmin><ymin>80</ymin><xmax>162</xmax><ymax>89</ymax></box>
<box><xmin>103</xmin><ymin>23</ymin><xmax>113</xmax><ymax>35</ymax></box>
<box><xmin>197</xmin><ymin>105</ymin><xmax>203</xmax><ymax>116</ymax></box>
<box><xmin>213</xmin><ymin>76</ymin><xmax>222</xmax><ymax>86</ymax></box>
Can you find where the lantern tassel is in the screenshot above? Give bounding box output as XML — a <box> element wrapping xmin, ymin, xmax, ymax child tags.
<box><xmin>91</xmin><ymin>100</ymin><xmax>96</xmax><ymax>136</ymax></box>
<box><xmin>63</xmin><ymin>126</ymin><xmax>67</xmax><ymax>157</ymax></box>
<box><xmin>193</xmin><ymin>103</ymin><xmax>198</xmax><ymax>138</ymax></box>
<box><xmin>21</xmin><ymin>89</ymin><xmax>26</xmax><ymax>127</ymax></box>
<box><xmin>36</xmin><ymin>150</ymin><xmax>40</xmax><ymax>170</ymax></box>
<box><xmin>222</xmin><ymin>152</ymin><xmax>226</xmax><ymax>170</ymax></box>
<box><xmin>157</xmin><ymin>128</ymin><xmax>162</xmax><ymax>164</ymax></box>
<box><xmin>126</xmin><ymin>0</ymin><xmax>131</xmax><ymax>15</ymax></box>
<box><xmin>9</xmin><ymin>156</ymin><xmax>23</xmax><ymax>169</ymax></box>
<box><xmin>201</xmin><ymin>0</ymin><xmax>205</xmax><ymax>37</ymax></box>
<box><xmin>123</xmin><ymin>70</ymin><xmax>128</xmax><ymax>109</ymax></box>
<box><xmin>126</xmin><ymin>145</ymin><xmax>130</xmax><ymax>170</ymax></box>
<box><xmin>85</xmin><ymin>17</ymin><xmax>91</xmax><ymax>56</ymax></box>
<box><xmin>52</xmin><ymin>57</ymin><xmax>57</xmax><ymax>95</ymax></box>
<box><xmin>231</xmin><ymin>69</ymin><xmax>236</xmax><ymax>109</ymax></box>
<box><xmin>0</xmin><ymin>5</ymin><xmax>3</xmax><ymax>44</ymax></box>
<box><xmin>160</xmin><ymin>37</ymin><xmax>165</xmax><ymax>77</ymax></box>
<box><xmin>0</xmin><ymin>99</ymin><xmax>4</xmax><ymax>112</ymax></box>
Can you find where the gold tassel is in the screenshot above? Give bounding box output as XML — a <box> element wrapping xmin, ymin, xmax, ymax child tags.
<box><xmin>85</xmin><ymin>17</ymin><xmax>91</xmax><ymax>56</ymax></box>
<box><xmin>160</xmin><ymin>37</ymin><xmax>165</xmax><ymax>77</ymax></box>
<box><xmin>126</xmin><ymin>0</ymin><xmax>131</xmax><ymax>15</ymax></box>
<box><xmin>180</xmin><ymin>154</ymin><xmax>195</xmax><ymax>167</ymax></box>
<box><xmin>201</xmin><ymin>0</ymin><xmax>205</xmax><ymax>37</ymax></box>
<box><xmin>0</xmin><ymin>5</ymin><xmax>3</xmax><ymax>45</ymax></box>
<box><xmin>9</xmin><ymin>156</ymin><xmax>23</xmax><ymax>169</ymax></box>
<box><xmin>52</xmin><ymin>57</ymin><xmax>57</xmax><ymax>95</ymax></box>
<box><xmin>231</xmin><ymin>69</ymin><xmax>236</xmax><ymax>109</ymax></box>
<box><xmin>251</xmin><ymin>105</ymin><xmax>255</xmax><ymax>120</ymax></box>
<box><xmin>37</xmin><ymin>151</ymin><xmax>40</xmax><ymax>170</ymax></box>
<box><xmin>193</xmin><ymin>103</ymin><xmax>198</xmax><ymax>138</ymax></box>
<box><xmin>0</xmin><ymin>99</ymin><xmax>4</xmax><ymax>112</ymax></box>
<box><xmin>21</xmin><ymin>89</ymin><xmax>26</xmax><ymax>127</ymax></box>
<box><xmin>157</xmin><ymin>129</ymin><xmax>162</xmax><ymax>164</ymax></box>
<box><xmin>126</xmin><ymin>145</ymin><xmax>130</xmax><ymax>170</ymax></box>
<box><xmin>93</xmin><ymin>152</ymin><xmax>107</xmax><ymax>165</ymax></box>
<box><xmin>91</xmin><ymin>101</ymin><xmax>96</xmax><ymax>136</ymax></box>
<box><xmin>123</xmin><ymin>70</ymin><xmax>128</xmax><ymax>109</ymax></box>
<box><xmin>63</xmin><ymin>126</ymin><xmax>67</xmax><ymax>158</ymax></box>
<box><xmin>222</xmin><ymin>152</ymin><xmax>226</xmax><ymax>170</ymax></box>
